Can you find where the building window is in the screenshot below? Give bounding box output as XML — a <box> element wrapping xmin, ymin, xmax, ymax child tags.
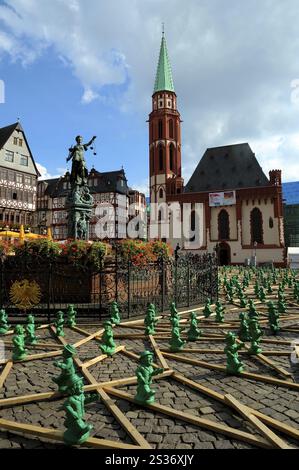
<box><xmin>16</xmin><ymin>174</ymin><xmax>23</xmax><ymax>184</ymax></box>
<box><xmin>8</xmin><ymin>171</ymin><xmax>14</xmax><ymax>182</ymax></box>
<box><xmin>218</xmin><ymin>210</ymin><xmax>230</xmax><ymax>240</ymax></box>
<box><xmin>13</xmin><ymin>137</ymin><xmax>18</xmax><ymax>145</ymax></box>
<box><xmin>12</xmin><ymin>192</ymin><xmax>17</xmax><ymax>200</ymax></box>
<box><xmin>269</xmin><ymin>217</ymin><xmax>274</xmax><ymax>229</ymax></box>
<box><xmin>159</xmin><ymin>188</ymin><xmax>164</xmax><ymax>199</ymax></box>
<box><xmin>0</xmin><ymin>170</ymin><xmax>7</xmax><ymax>180</ymax></box>
<box><xmin>24</xmin><ymin>175</ymin><xmax>31</xmax><ymax>185</ymax></box>
<box><xmin>169</xmin><ymin>119</ymin><xmax>174</xmax><ymax>139</ymax></box>
<box><xmin>19</xmin><ymin>139</ymin><xmax>23</xmax><ymax>147</ymax></box>
<box><xmin>158</xmin><ymin>120</ymin><xmax>163</xmax><ymax>139</ymax></box>
<box><xmin>5</xmin><ymin>150</ymin><xmax>14</xmax><ymax>162</ymax></box>
<box><xmin>20</xmin><ymin>155</ymin><xmax>28</xmax><ymax>166</ymax></box>
<box><xmin>159</xmin><ymin>145</ymin><xmax>164</xmax><ymax>171</ymax></box>
<box><xmin>251</xmin><ymin>208</ymin><xmax>263</xmax><ymax>244</ymax></box>
<box><xmin>169</xmin><ymin>144</ymin><xmax>174</xmax><ymax>172</ymax></box>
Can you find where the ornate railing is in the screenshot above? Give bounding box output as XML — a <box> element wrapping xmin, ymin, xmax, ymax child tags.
<box><xmin>0</xmin><ymin>252</ymin><xmax>218</xmax><ymax>322</ymax></box>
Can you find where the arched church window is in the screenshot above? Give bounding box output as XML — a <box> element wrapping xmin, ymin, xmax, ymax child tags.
<box><xmin>169</xmin><ymin>119</ymin><xmax>174</xmax><ymax>139</ymax></box>
<box><xmin>218</xmin><ymin>210</ymin><xmax>230</xmax><ymax>240</ymax></box>
<box><xmin>159</xmin><ymin>145</ymin><xmax>164</xmax><ymax>171</ymax></box>
<box><xmin>169</xmin><ymin>144</ymin><xmax>174</xmax><ymax>172</ymax></box>
<box><xmin>158</xmin><ymin>120</ymin><xmax>163</xmax><ymax>139</ymax></box>
<box><xmin>251</xmin><ymin>208</ymin><xmax>263</xmax><ymax>244</ymax></box>
<box><xmin>150</xmin><ymin>149</ymin><xmax>154</xmax><ymax>173</ymax></box>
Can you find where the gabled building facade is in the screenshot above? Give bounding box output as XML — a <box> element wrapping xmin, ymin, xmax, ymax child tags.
<box><xmin>36</xmin><ymin>168</ymin><xmax>146</xmax><ymax>241</ymax></box>
<box><xmin>0</xmin><ymin>122</ymin><xmax>40</xmax><ymax>228</ymax></box>
<box><xmin>149</xmin><ymin>36</ymin><xmax>285</xmax><ymax>266</ymax></box>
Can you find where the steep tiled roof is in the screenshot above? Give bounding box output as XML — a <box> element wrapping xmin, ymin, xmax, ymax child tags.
<box><xmin>185</xmin><ymin>143</ymin><xmax>270</xmax><ymax>193</ymax></box>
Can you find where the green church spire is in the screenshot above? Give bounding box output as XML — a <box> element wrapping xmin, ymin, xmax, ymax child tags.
<box><xmin>153</xmin><ymin>33</ymin><xmax>175</xmax><ymax>94</ymax></box>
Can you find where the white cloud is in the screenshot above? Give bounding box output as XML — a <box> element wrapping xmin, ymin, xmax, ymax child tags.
<box><xmin>81</xmin><ymin>88</ymin><xmax>99</xmax><ymax>104</ymax></box>
<box><xmin>2</xmin><ymin>0</ymin><xmax>299</xmax><ymax>183</ymax></box>
<box><xmin>131</xmin><ymin>178</ymin><xmax>149</xmax><ymax>197</ymax></box>
<box><xmin>36</xmin><ymin>162</ymin><xmax>66</xmax><ymax>180</ymax></box>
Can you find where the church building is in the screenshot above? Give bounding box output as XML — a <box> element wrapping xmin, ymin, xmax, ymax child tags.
<box><xmin>149</xmin><ymin>34</ymin><xmax>285</xmax><ymax>266</ymax></box>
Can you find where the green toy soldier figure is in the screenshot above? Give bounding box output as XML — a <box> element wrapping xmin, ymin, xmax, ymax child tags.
<box><xmin>53</xmin><ymin>344</ymin><xmax>80</xmax><ymax>394</ymax></box>
<box><xmin>55</xmin><ymin>311</ymin><xmax>65</xmax><ymax>337</ymax></box>
<box><xmin>215</xmin><ymin>301</ymin><xmax>225</xmax><ymax>323</ymax></box>
<box><xmin>170</xmin><ymin>301</ymin><xmax>179</xmax><ymax>320</ymax></box>
<box><xmin>187</xmin><ymin>312</ymin><xmax>202</xmax><ymax>341</ymax></box>
<box><xmin>203</xmin><ymin>298</ymin><xmax>213</xmax><ymax>318</ymax></box>
<box><xmin>100</xmin><ymin>321</ymin><xmax>116</xmax><ymax>356</ymax></box>
<box><xmin>248</xmin><ymin>300</ymin><xmax>259</xmax><ymax>320</ymax></box>
<box><xmin>12</xmin><ymin>325</ymin><xmax>27</xmax><ymax>361</ymax></box>
<box><xmin>238</xmin><ymin>312</ymin><xmax>250</xmax><ymax>342</ymax></box>
<box><xmin>258</xmin><ymin>287</ymin><xmax>266</xmax><ymax>302</ymax></box>
<box><xmin>277</xmin><ymin>296</ymin><xmax>286</xmax><ymax>314</ymax></box>
<box><xmin>144</xmin><ymin>304</ymin><xmax>158</xmax><ymax>336</ymax></box>
<box><xmin>63</xmin><ymin>377</ymin><xmax>98</xmax><ymax>446</ymax></box>
<box><xmin>268</xmin><ymin>301</ymin><xmax>280</xmax><ymax>335</ymax></box>
<box><xmin>224</xmin><ymin>332</ymin><xmax>244</xmax><ymax>375</ymax></box>
<box><xmin>248</xmin><ymin>318</ymin><xmax>263</xmax><ymax>355</ymax></box>
<box><xmin>25</xmin><ymin>314</ymin><xmax>37</xmax><ymax>345</ymax></box>
<box><xmin>239</xmin><ymin>291</ymin><xmax>247</xmax><ymax>308</ymax></box>
<box><xmin>67</xmin><ymin>305</ymin><xmax>77</xmax><ymax>328</ymax></box>
<box><xmin>267</xmin><ymin>282</ymin><xmax>273</xmax><ymax>295</ymax></box>
<box><xmin>0</xmin><ymin>309</ymin><xmax>10</xmax><ymax>334</ymax></box>
<box><xmin>169</xmin><ymin>322</ymin><xmax>185</xmax><ymax>352</ymax></box>
<box><xmin>109</xmin><ymin>301</ymin><xmax>121</xmax><ymax>326</ymax></box>
<box><xmin>135</xmin><ymin>351</ymin><xmax>164</xmax><ymax>405</ymax></box>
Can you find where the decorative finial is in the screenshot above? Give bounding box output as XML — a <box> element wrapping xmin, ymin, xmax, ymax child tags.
<box><xmin>17</xmin><ymin>117</ymin><xmax>20</xmax><ymax>122</ymax></box>
<box><xmin>162</xmin><ymin>22</ymin><xmax>165</xmax><ymax>37</ymax></box>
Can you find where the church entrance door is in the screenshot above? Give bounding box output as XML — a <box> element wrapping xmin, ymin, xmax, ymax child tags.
<box><xmin>218</xmin><ymin>243</ymin><xmax>231</xmax><ymax>266</ymax></box>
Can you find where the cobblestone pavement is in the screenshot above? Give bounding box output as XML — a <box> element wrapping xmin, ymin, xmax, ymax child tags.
<box><xmin>1</xmin><ymin>296</ymin><xmax>299</xmax><ymax>449</ymax></box>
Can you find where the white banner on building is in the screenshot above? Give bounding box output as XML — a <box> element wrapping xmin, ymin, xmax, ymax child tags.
<box><xmin>209</xmin><ymin>191</ymin><xmax>236</xmax><ymax>207</ymax></box>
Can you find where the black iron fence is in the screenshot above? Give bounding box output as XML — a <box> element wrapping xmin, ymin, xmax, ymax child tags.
<box><xmin>0</xmin><ymin>252</ymin><xmax>218</xmax><ymax>322</ymax></box>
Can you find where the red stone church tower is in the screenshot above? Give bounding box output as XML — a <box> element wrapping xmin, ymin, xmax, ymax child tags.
<box><xmin>149</xmin><ymin>33</ymin><xmax>184</xmax><ymax>203</ymax></box>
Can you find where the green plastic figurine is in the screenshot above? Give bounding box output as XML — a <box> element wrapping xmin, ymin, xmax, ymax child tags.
<box><xmin>238</xmin><ymin>312</ymin><xmax>250</xmax><ymax>342</ymax></box>
<box><xmin>248</xmin><ymin>300</ymin><xmax>259</xmax><ymax>320</ymax></box>
<box><xmin>224</xmin><ymin>332</ymin><xmax>244</xmax><ymax>375</ymax></box>
<box><xmin>170</xmin><ymin>301</ymin><xmax>179</xmax><ymax>319</ymax></box>
<box><xmin>100</xmin><ymin>321</ymin><xmax>116</xmax><ymax>356</ymax></box>
<box><xmin>169</xmin><ymin>322</ymin><xmax>185</xmax><ymax>352</ymax></box>
<box><xmin>109</xmin><ymin>301</ymin><xmax>121</xmax><ymax>326</ymax></box>
<box><xmin>203</xmin><ymin>298</ymin><xmax>213</xmax><ymax>318</ymax></box>
<box><xmin>134</xmin><ymin>351</ymin><xmax>164</xmax><ymax>405</ymax></box>
<box><xmin>0</xmin><ymin>309</ymin><xmax>10</xmax><ymax>334</ymax></box>
<box><xmin>53</xmin><ymin>344</ymin><xmax>81</xmax><ymax>394</ymax></box>
<box><xmin>187</xmin><ymin>312</ymin><xmax>202</xmax><ymax>341</ymax></box>
<box><xmin>25</xmin><ymin>314</ymin><xmax>37</xmax><ymax>345</ymax></box>
<box><xmin>277</xmin><ymin>297</ymin><xmax>286</xmax><ymax>314</ymax></box>
<box><xmin>66</xmin><ymin>305</ymin><xmax>77</xmax><ymax>328</ymax></box>
<box><xmin>239</xmin><ymin>291</ymin><xmax>247</xmax><ymax>308</ymax></box>
<box><xmin>248</xmin><ymin>318</ymin><xmax>263</xmax><ymax>355</ymax></box>
<box><xmin>63</xmin><ymin>377</ymin><xmax>98</xmax><ymax>446</ymax></box>
<box><xmin>55</xmin><ymin>311</ymin><xmax>65</xmax><ymax>337</ymax></box>
<box><xmin>144</xmin><ymin>304</ymin><xmax>158</xmax><ymax>336</ymax></box>
<box><xmin>267</xmin><ymin>282</ymin><xmax>273</xmax><ymax>295</ymax></box>
<box><xmin>215</xmin><ymin>301</ymin><xmax>225</xmax><ymax>323</ymax></box>
<box><xmin>12</xmin><ymin>325</ymin><xmax>27</xmax><ymax>361</ymax></box>
<box><xmin>268</xmin><ymin>301</ymin><xmax>280</xmax><ymax>335</ymax></box>
<box><xmin>258</xmin><ymin>287</ymin><xmax>266</xmax><ymax>302</ymax></box>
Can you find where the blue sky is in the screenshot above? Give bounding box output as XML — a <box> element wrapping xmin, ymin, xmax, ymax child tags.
<box><xmin>1</xmin><ymin>0</ymin><xmax>299</xmax><ymax>195</ymax></box>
